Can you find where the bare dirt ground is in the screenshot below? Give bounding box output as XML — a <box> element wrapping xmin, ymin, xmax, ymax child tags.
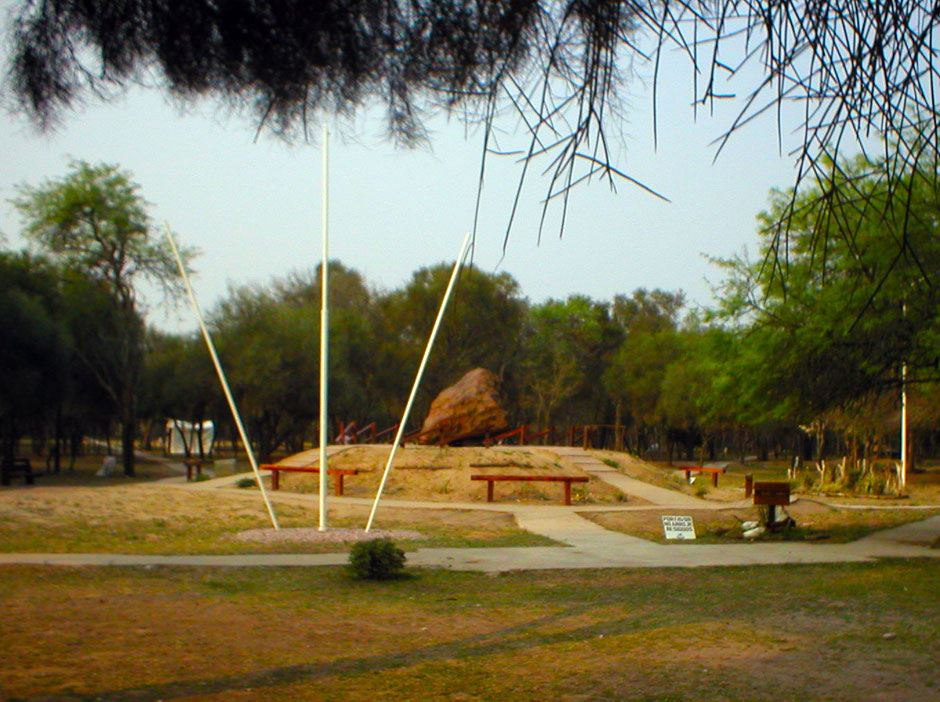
<box><xmin>583</xmin><ymin>499</ymin><xmax>940</xmax><ymax>543</ymax></box>
<box><xmin>270</xmin><ymin>445</ymin><xmax>631</xmax><ymax>504</ymax></box>
<box><xmin>3</xmin><ymin>448</ymin><xmax>940</xmax><ymax>699</ymax></box>
<box><xmin>0</xmin><ymin>480</ymin><xmax>551</xmax><ymax>555</ymax></box>
<box><xmin>2</xmin><ymin>561</ymin><xmax>938</xmax><ymax>701</ymax></box>
<box><xmin>5</xmin><ymin>447</ymin><xmax>940</xmax><ymax>551</ymax></box>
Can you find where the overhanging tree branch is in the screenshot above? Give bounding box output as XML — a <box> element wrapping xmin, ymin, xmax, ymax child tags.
<box><xmin>5</xmin><ymin>2</ymin><xmax>938</xmax><ymax>269</ymax></box>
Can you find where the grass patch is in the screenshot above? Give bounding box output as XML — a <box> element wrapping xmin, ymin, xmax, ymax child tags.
<box><xmin>0</xmin><ymin>485</ymin><xmax>555</xmax><ymax>554</ymax></box>
<box><xmin>2</xmin><ymin>560</ymin><xmax>939</xmax><ymax>700</ymax></box>
<box><xmin>581</xmin><ymin>503</ymin><xmax>940</xmax><ymax>544</ymax></box>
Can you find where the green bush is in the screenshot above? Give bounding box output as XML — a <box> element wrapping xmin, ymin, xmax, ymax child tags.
<box><xmin>348</xmin><ymin>538</ymin><xmax>406</xmax><ymax>580</ymax></box>
<box><xmin>236</xmin><ymin>477</ymin><xmax>256</xmax><ymax>488</ymax></box>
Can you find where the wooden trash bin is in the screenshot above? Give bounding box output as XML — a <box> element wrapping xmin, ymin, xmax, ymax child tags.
<box><xmin>753</xmin><ymin>481</ymin><xmax>791</xmax><ymax>523</ymax></box>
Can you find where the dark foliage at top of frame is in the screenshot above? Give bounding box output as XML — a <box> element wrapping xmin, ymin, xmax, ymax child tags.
<box><xmin>4</xmin><ymin>2</ymin><xmax>939</xmax><ymax>240</ymax></box>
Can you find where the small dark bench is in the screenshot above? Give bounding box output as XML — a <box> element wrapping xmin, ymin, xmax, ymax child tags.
<box><xmin>1</xmin><ymin>458</ymin><xmax>37</xmax><ymax>486</ymax></box>
<box><xmin>260</xmin><ymin>464</ymin><xmax>361</xmax><ymax>495</ymax></box>
<box><xmin>471</xmin><ymin>474</ymin><xmax>589</xmax><ymax>505</ymax></box>
<box><xmin>675</xmin><ymin>465</ymin><xmax>726</xmax><ymax>487</ymax></box>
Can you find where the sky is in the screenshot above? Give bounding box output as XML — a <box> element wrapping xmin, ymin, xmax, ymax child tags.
<box><xmin>0</xmin><ymin>7</ymin><xmax>814</xmax><ymax>332</ymax></box>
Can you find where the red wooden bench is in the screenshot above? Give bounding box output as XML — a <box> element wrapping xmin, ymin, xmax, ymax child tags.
<box><xmin>260</xmin><ymin>464</ymin><xmax>361</xmax><ymax>495</ymax></box>
<box><xmin>675</xmin><ymin>466</ymin><xmax>726</xmax><ymax>487</ymax></box>
<box><xmin>470</xmin><ymin>474</ymin><xmax>589</xmax><ymax>505</ymax></box>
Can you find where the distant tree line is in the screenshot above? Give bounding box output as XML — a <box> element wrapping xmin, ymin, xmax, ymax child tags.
<box><xmin>5</xmin><ymin>154</ymin><xmax>940</xmax><ymax>470</ymax></box>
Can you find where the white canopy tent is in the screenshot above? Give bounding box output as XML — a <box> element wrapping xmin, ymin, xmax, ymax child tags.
<box><xmin>164</xmin><ymin>419</ymin><xmax>215</xmax><ymax>457</ymax></box>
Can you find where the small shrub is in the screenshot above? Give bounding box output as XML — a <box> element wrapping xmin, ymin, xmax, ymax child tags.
<box><xmin>348</xmin><ymin>538</ymin><xmax>406</xmax><ymax>580</ymax></box>
<box><xmin>602</xmin><ymin>458</ymin><xmax>618</xmax><ymax>469</ymax></box>
<box><xmin>799</xmin><ymin>472</ymin><xmax>816</xmax><ymax>491</ymax></box>
<box><xmin>236</xmin><ymin>477</ymin><xmax>256</xmax><ymax>488</ymax></box>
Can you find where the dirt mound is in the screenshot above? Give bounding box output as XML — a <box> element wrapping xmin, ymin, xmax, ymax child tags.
<box><xmin>273</xmin><ymin>445</ymin><xmax>631</xmax><ymax>505</ymax></box>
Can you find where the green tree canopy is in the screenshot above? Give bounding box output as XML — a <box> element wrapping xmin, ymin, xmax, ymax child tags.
<box><xmin>206</xmin><ymin>262</ymin><xmax>379</xmax><ymax>458</ymax></box>
<box><xmin>0</xmin><ymin>251</ymin><xmax>69</xmax><ymax>459</ymax></box>
<box><xmin>12</xmin><ymin>161</ymin><xmax>193</xmax><ymax>475</ymax></box>
<box><xmin>380</xmin><ymin>264</ymin><xmax>527</xmax><ymax>410</ymax></box>
<box><xmin>518</xmin><ymin>295</ymin><xmax>619</xmax><ymax>428</ymax></box>
<box><xmin>604</xmin><ymin>288</ymin><xmax>686</xmax><ymax>432</ymax></box>
<box><xmin>713</xmin><ymin>150</ymin><xmax>940</xmax><ymax>418</ymax></box>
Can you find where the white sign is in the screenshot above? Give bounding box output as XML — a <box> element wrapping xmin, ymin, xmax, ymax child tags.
<box><xmin>661</xmin><ymin>515</ymin><xmax>696</xmax><ymax>540</ymax></box>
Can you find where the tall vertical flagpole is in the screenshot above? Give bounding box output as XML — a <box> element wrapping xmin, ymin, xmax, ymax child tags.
<box><xmin>365</xmin><ymin>232</ymin><xmax>473</xmax><ymax>532</ymax></box>
<box><xmin>164</xmin><ymin>226</ymin><xmax>280</xmax><ymax>530</ymax></box>
<box><xmin>900</xmin><ymin>300</ymin><xmax>908</xmax><ymax>494</ymax></box>
<box><xmin>319</xmin><ymin>124</ymin><xmax>330</xmax><ymax>531</ymax></box>
<box><xmin>901</xmin><ymin>361</ymin><xmax>908</xmax><ymax>493</ymax></box>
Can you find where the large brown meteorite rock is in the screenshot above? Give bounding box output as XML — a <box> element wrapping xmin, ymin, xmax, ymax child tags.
<box><xmin>418</xmin><ymin>368</ymin><xmax>508</xmax><ymax>444</ymax></box>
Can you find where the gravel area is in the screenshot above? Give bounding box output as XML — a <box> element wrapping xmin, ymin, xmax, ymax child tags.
<box><xmin>235</xmin><ymin>528</ymin><xmax>425</xmax><ymax>544</ymax></box>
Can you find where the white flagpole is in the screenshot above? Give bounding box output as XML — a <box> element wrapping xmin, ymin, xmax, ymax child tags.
<box><xmin>365</xmin><ymin>232</ymin><xmax>473</xmax><ymax>532</ymax></box>
<box><xmin>901</xmin><ymin>361</ymin><xmax>908</xmax><ymax>493</ymax></box>
<box><xmin>318</xmin><ymin>124</ymin><xmax>330</xmax><ymax>531</ymax></box>
<box><xmin>164</xmin><ymin>226</ymin><xmax>281</xmax><ymax>530</ymax></box>
<box><xmin>900</xmin><ymin>301</ymin><xmax>908</xmax><ymax>494</ymax></box>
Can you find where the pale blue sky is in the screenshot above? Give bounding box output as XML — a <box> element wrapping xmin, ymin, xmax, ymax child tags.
<box><xmin>1</xmin><ymin>7</ymin><xmax>812</xmax><ymax>329</ymax></box>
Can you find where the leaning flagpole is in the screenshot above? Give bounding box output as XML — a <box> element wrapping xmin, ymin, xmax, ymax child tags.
<box><xmin>164</xmin><ymin>225</ymin><xmax>281</xmax><ymax>530</ymax></box>
<box><xmin>318</xmin><ymin>123</ymin><xmax>330</xmax><ymax>531</ymax></box>
<box><xmin>365</xmin><ymin>232</ymin><xmax>473</xmax><ymax>532</ymax></box>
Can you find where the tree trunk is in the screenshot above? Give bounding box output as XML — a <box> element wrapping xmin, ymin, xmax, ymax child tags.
<box><xmin>52</xmin><ymin>402</ymin><xmax>62</xmax><ymax>473</ymax></box>
<box><xmin>121</xmin><ymin>381</ymin><xmax>136</xmax><ymax>477</ymax></box>
<box><xmin>2</xmin><ymin>414</ymin><xmax>16</xmax><ymax>463</ymax></box>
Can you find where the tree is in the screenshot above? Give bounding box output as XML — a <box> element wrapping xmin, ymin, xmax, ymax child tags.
<box><xmin>518</xmin><ymin>295</ymin><xmax>618</xmax><ymax>429</ymax></box>
<box><xmin>603</xmin><ymin>289</ymin><xmax>686</xmax><ymax>448</ymax></box>
<box><xmin>210</xmin><ymin>282</ymin><xmax>320</xmax><ymax>461</ymax></box>
<box><xmin>207</xmin><ymin>262</ymin><xmax>379</xmax><ymax>459</ymax></box>
<box><xmin>140</xmin><ymin>329</ymin><xmax>220</xmax><ymax>455</ymax></box>
<box><xmin>709</xmin><ymin>149</ymin><xmax>940</xmax><ymax>465</ymax></box>
<box><xmin>0</xmin><ymin>251</ymin><xmax>69</xmax><ymax>462</ymax></box>
<box><xmin>378</xmin><ymin>264</ymin><xmax>527</xmax><ymax>420</ymax></box>
<box><xmin>5</xmin><ymin>2</ymin><xmax>936</xmax><ymax>245</ymax></box>
<box><xmin>12</xmin><ymin>161</ymin><xmax>192</xmax><ymax>476</ymax></box>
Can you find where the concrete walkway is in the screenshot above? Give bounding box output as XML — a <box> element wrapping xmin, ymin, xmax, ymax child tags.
<box><xmin>3</xmin><ymin>514</ymin><xmax>938</xmax><ymax>572</ymax></box>
<box><xmin>2</xmin><ymin>447</ymin><xmax>939</xmax><ymax>572</ymax></box>
<box><xmin>548</xmin><ymin>447</ymin><xmax>712</xmax><ymax>507</ymax></box>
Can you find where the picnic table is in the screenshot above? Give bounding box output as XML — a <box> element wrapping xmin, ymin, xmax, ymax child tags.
<box><xmin>1</xmin><ymin>458</ymin><xmax>38</xmax><ymax>486</ymax></box>
<box><xmin>675</xmin><ymin>465</ymin><xmax>727</xmax><ymax>487</ymax></box>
